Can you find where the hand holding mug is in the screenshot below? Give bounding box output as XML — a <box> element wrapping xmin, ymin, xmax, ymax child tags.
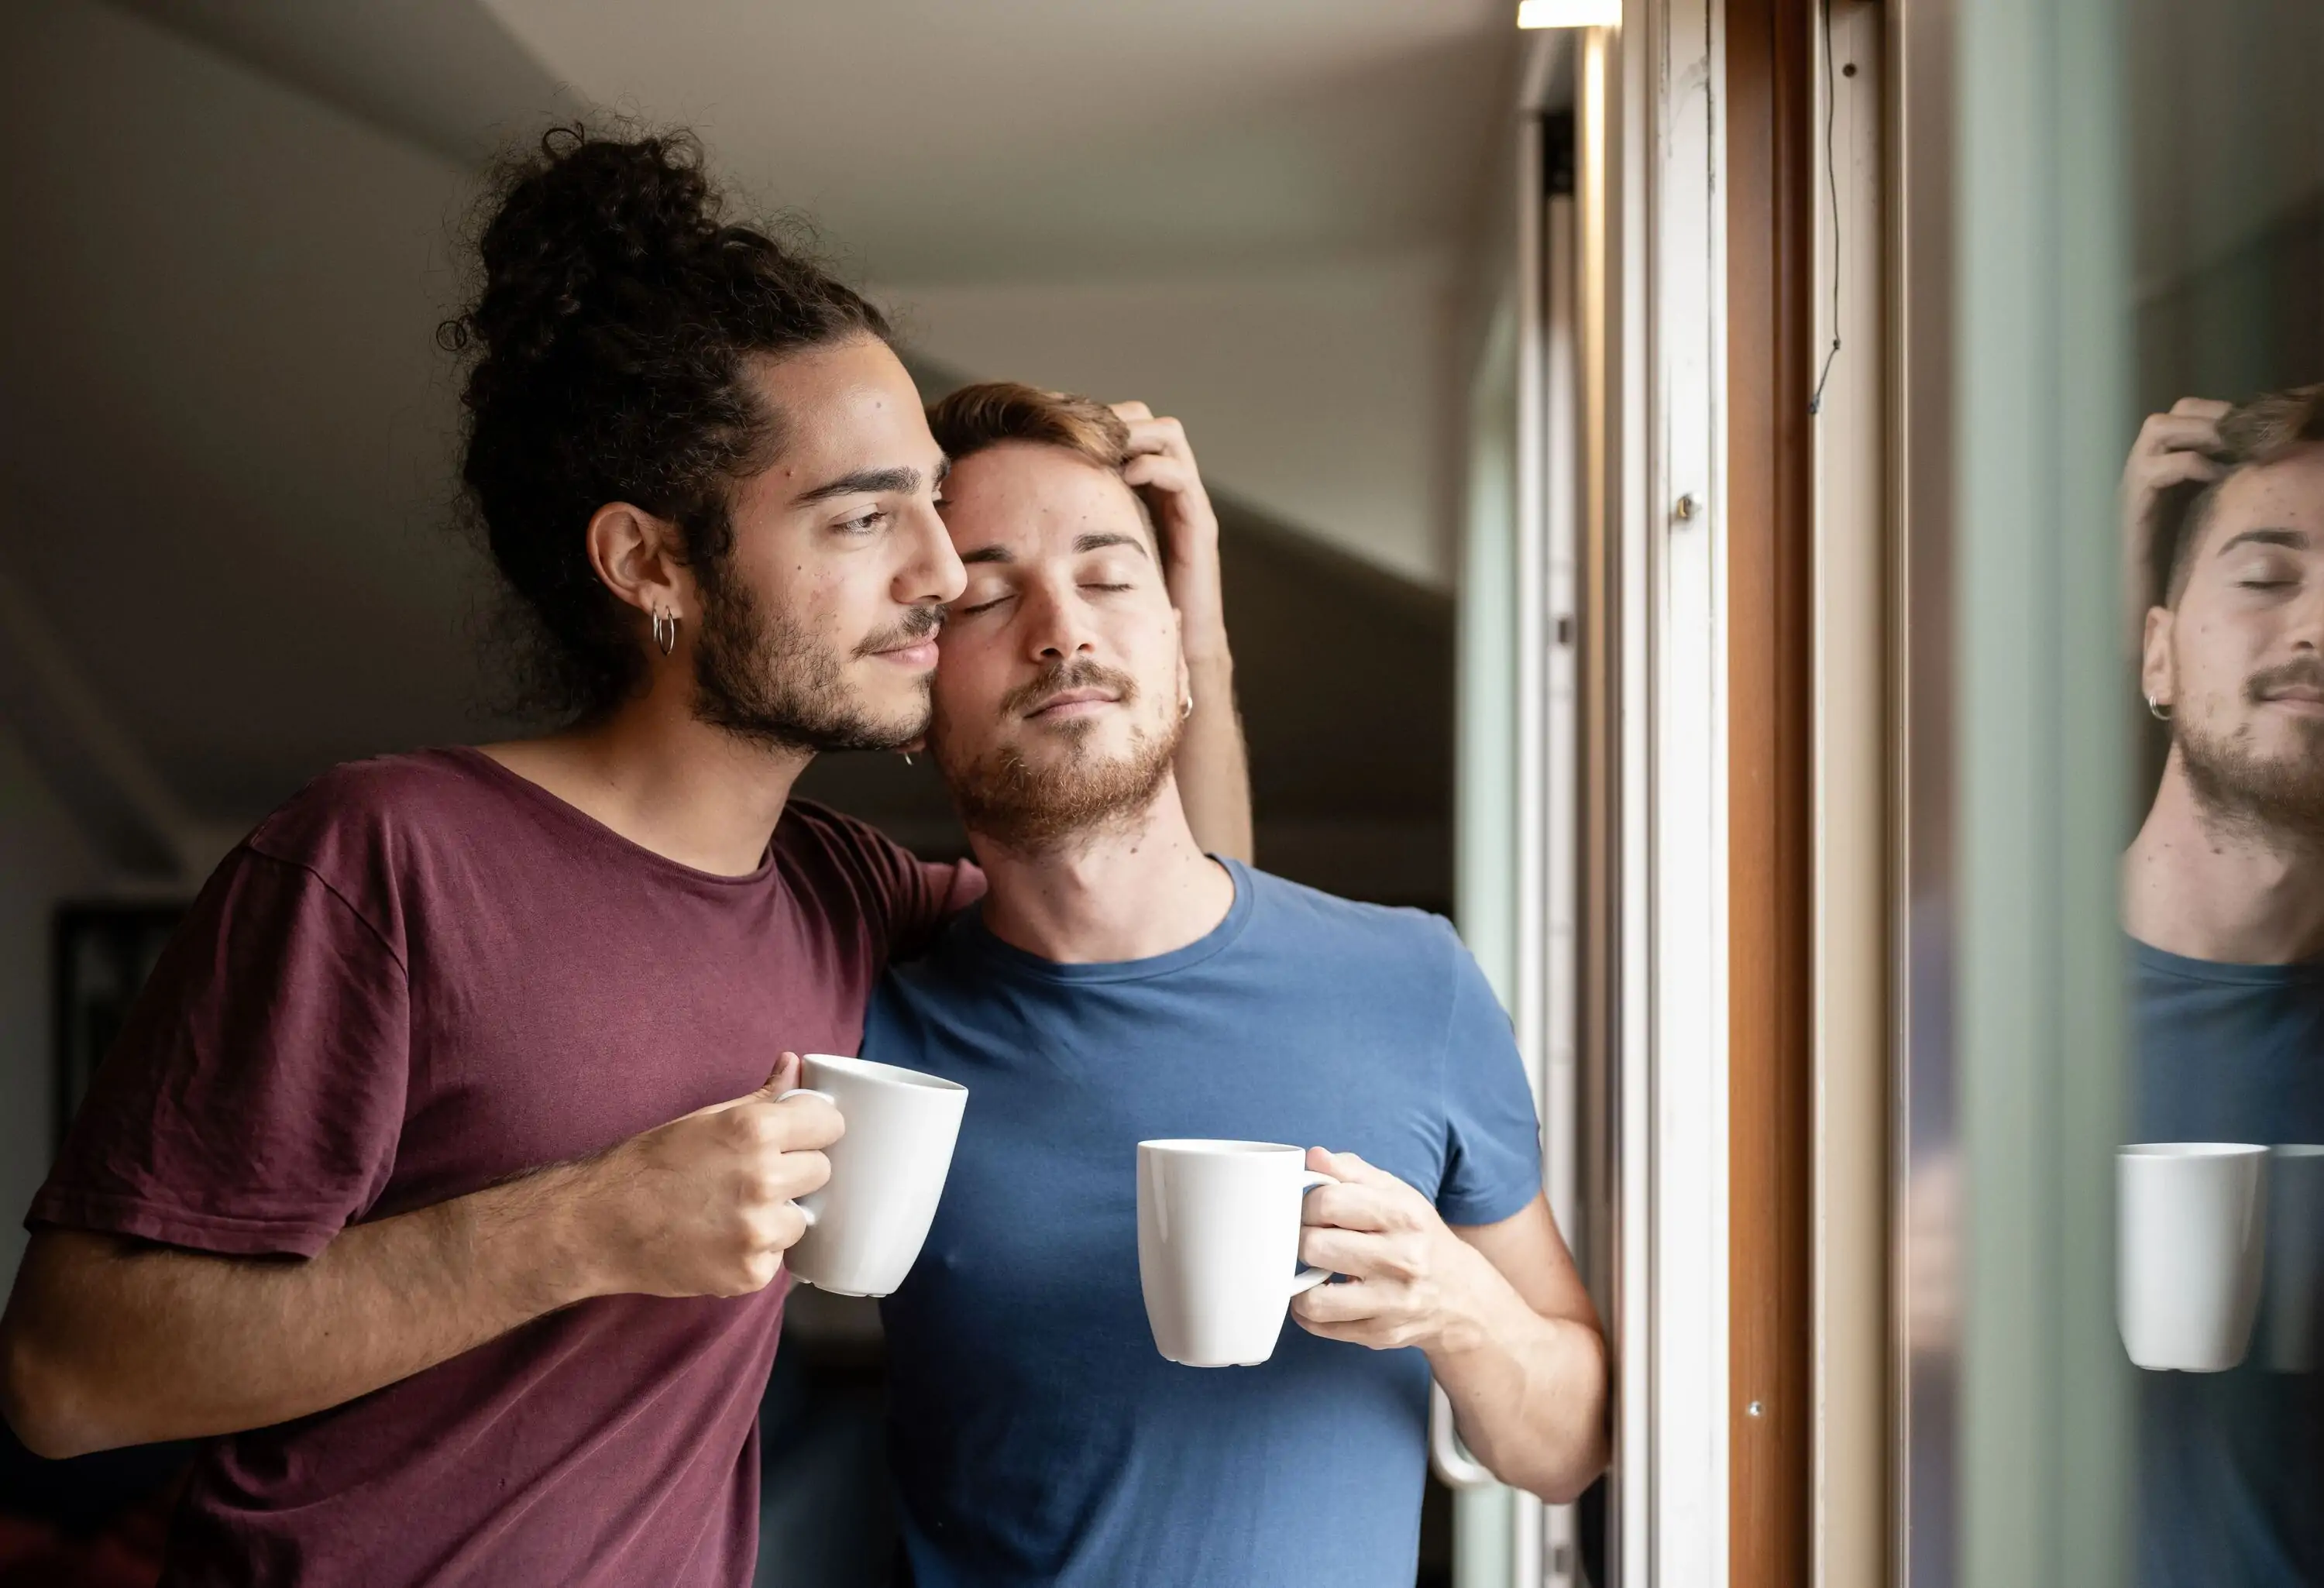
<box><xmin>578</xmin><ymin>1051</ymin><xmax>844</xmax><ymax>1299</ymax></box>
<box><xmin>1291</xmin><ymin>1147</ymin><xmax>1491</xmax><ymax>1353</ymax></box>
<box><xmin>780</xmin><ymin>1053</ymin><xmax>969</xmax><ymax>1298</ymax></box>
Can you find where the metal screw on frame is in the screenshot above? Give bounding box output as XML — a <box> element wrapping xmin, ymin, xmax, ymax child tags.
<box><xmin>1745</xmin><ymin>1400</ymin><xmax>1764</xmax><ymax>1418</ymax></box>
<box><xmin>1673</xmin><ymin>492</ymin><xmax>1700</xmax><ymax>522</ymax></box>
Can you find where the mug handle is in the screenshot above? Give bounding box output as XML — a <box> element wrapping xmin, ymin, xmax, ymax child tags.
<box><xmin>775</xmin><ymin>1087</ymin><xmax>840</xmax><ymax>1228</ymax></box>
<box><xmin>1291</xmin><ymin>1167</ymin><xmax>1337</xmax><ymax>1293</ymax></box>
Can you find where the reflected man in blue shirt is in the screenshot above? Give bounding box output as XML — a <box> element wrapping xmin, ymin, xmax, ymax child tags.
<box><xmin>2125</xmin><ymin>385</ymin><xmax>2324</xmax><ymax>1588</ymax></box>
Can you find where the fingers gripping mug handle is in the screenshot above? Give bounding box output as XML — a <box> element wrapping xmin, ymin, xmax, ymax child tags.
<box><xmin>775</xmin><ymin>1088</ymin><xmax>839</xmax><ymax>1228</ymax></box>
<box><xmin>1291</xmin><ymin>1167</ymin><xmax>1337</xmax><ymax>1294</ymax></box>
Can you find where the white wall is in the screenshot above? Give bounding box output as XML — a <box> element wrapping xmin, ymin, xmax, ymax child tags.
<box><xmin>0</xmin><ymin>720</ymin><xmax>106</xmax><ymax>1291</ymax></box>
<box><xmin>882</xmin><ymin>249</ymin><xmax>1464</xmax><ymax>589</ymax></box>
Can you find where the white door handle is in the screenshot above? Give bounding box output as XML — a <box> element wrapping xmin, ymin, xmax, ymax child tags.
<box><xmin>1428</xmin><ymin>1380</ymin><xmax>1498</xmax><ymax>1489</ymax></box>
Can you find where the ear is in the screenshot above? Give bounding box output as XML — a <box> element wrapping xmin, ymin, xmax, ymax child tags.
<box><xmin>2140</xmin><ymin>603</ymin><xmax>2175</xmax><ymax>711</ymax></box>
<box><xmin>585</xmin><ymin>501</ymin><xmax>693</xmax><ymax>626</ymax></box>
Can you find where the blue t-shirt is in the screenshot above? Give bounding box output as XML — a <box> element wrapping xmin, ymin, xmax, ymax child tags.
<box><xmin>865</xmin><ymin>861</ymin><xmax>1542</xmax><ymax>1588</ymax></box>
<box><xmin>2134</xmin><ymin>940</ymin><xmax>2324</xmax><ymax>1588</ymax></box>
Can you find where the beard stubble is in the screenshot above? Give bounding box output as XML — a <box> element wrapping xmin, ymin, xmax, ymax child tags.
<box><xmin>933</xmin><ymin>658</ymin><xmax>1183</xmax><ymax>852</ymax></box>
<box><xmin>689</xmin><ymin>555</ymin><xmax>940</xmax><ymax>754</ymax></box>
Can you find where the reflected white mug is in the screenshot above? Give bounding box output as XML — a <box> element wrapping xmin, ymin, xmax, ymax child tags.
<box><xmin>780</xmin><ymin>1054</ymin><xmax>968</xmax><ymax>1298</ymax></box>
<box><xmin>2117</xmin><ymin>1142</ymin><xmax>2268</xmax><ymax>1373</ymax></box>
<box><xmin>1137</xmin><ymin>1139</ymin><xmax>1334</xmax><ymax>1367</ymax></box>
<box><xmin>2264</xmin><ymin>1145</ymin><xmax>2324</xmax><ymax>1374</ymax></box>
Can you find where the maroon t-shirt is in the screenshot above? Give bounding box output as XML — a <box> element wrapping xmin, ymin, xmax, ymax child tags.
<box><xmin>29</xmin><ymin>747</ymin><xmax>982</xmax><ymax>1587</ymax></box>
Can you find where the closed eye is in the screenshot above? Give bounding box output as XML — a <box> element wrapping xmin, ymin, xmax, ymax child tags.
<box><xmin>1082</xmin><ymin>583</ymin><xmax>1134</xmax><ymax>594</ymax></box>
<box><xmin>954</xmin><ymin>594</ymin><xmax>1012</xmax><ymax>617</ymax></box>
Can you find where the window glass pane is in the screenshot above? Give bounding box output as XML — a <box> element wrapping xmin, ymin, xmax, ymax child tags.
<box><xmin>1953</xmin><ymin>1</ymin><xmax>2324</xmax><ymax>1581</ymax></box>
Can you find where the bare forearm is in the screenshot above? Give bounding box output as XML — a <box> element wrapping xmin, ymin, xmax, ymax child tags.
<box><xmin>1175</xmin><ymin>652</ymin><xmax>1253</xmax><ymax>862</ymax></box>
<box><xmin>1427</xmin><ymin>1249</ymin><xmax>1609</xmax><ymax>1502</ymax></box>
<box><xmin>2</xmin><ymin>1166</ymin><xmax>598</xmax><ymax>1457</ymax></box>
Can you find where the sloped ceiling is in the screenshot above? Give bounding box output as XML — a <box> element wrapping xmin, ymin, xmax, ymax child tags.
<box><xmin>3</xmin><ymin>0</ymin><xmax>1484</xmax><ymax>904</ymax></box>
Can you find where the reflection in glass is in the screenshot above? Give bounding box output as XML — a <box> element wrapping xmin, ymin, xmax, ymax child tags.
<box><xmin>2121</xmin><ymin>382</ymin><xmax>2324</xmax><ymax>1581</ymax></box>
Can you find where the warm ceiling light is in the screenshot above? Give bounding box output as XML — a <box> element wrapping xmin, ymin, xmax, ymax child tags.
<box><xmin>1518</xmin><ymin>0</ymin><xmax>1620</xmax><ymax>26</ymax></box>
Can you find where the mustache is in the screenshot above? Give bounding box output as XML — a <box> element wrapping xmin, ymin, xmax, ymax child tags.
<box><xmin>854</xmin><ymin>603</ymin><xmax>946</xmax><ymax>658</ymax></box>
<box><xmin>999</xmin><ymin>658</ymin><xmax>1140</xmax><ymax>718</ymax></box>
<box><xmin>2246</xmin><ymin>656</ymin><xmax>2324</xmax><ymax>703</ymax></box>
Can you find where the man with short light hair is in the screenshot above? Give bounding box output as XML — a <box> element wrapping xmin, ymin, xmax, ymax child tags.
<box><xmin>2123</xmin><ymin>383</ymin><xmax>2324</xmax><ymax>1587</ymax></box>
<box><xmin>867</xmin><ymin>383</ymin><xmax>1609</xmax><ymax>1588</ymax></box>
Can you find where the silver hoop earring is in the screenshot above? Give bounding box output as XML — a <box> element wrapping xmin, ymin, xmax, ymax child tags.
<box><xmin>652</xmin><ymin>609</ymin><xmax>679</xmax><ymax>657</ymax></box>
<box><xmin>2146</xmin><ymin>693</ymin><xmax>2172</xmax><ymax>723</ymax></box>
<box><xmin>902</xmin><ymin>753</ymin><xmax>914</xmax><ymax>768</ymax></box>
<box><xmin>1181</xmin><ymin>689</ymin><xmax>1195</xmax><ymax>723</ymax></box>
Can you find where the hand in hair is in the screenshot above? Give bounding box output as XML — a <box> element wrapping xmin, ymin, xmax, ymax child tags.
<box><xmin>1111</xmin><ymin>403</ymin><xmax>1226</xmax><ymax>665</ymax></box>
<box><xmin>1108</xmin><ymin>401</ymin><xmax>1250</xmax><ymax>862</ymax></box>
<box><xmin>2122</xmin><ymin>397</ymin><xmax>2228</xmax><ymax>653</ymax></box>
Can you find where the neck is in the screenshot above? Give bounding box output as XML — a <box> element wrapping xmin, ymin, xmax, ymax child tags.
<box><xmin>480</xmin><ymin>670</ymin><xmax>812</xmax><ymax>877</ymax></box>
<box><xmin>2123</xmin><ymin>754</ymin><xmax>2324</xmax><ymax>963</ymax></box>
<box><xmin>970</xmin><ymin>775</ymin><xmax>1234</xmax><ymax>964</ymax></box>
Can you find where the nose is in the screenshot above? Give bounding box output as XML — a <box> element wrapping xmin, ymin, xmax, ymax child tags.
<box><xmin>896</xmin><ymin>497</ymin><xmax>966</xmax><ymax>608</ymax></box>
<box><xmin>1021</xmin><ymin>576</ymin><xmax>1098</xmax><ymax>664</ymax></box>
<box><xmin>2291</xmin><ymin>576</ymin><xmax>2324</xmax><ymax>652</ymax></box>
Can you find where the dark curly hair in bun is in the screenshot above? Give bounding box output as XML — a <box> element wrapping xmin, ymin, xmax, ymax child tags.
<box><xmin>439</xmin><ymin>123</ymin><xmax>891</xmax><ymax>721</ymax></box>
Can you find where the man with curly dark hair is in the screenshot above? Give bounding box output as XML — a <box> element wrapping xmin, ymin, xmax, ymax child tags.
<box><xmin>0</xmin><ymin>126</ymin><xmax>1248</xmax><ymax>1586</ymax></box>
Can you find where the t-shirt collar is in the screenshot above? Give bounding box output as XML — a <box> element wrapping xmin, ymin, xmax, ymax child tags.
<box><xmin>951</xmin><ymin>856</ymin><xmax>1255</xmax><ymax>984</ymax></box>
<box><xmin>2130</xmin><ymin>933</ymin><xmax>2324</xmax><ymax>987</ymax></box>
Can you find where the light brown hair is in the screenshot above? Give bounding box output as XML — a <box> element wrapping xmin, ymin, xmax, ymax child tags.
<box><xmin>2163</xmin><ymin>383</ymin><xmax>2324</xmax><ymax>606</ymax></box>
<box><xmin>926</xmin><ymin>381</ymin><xmax>1132</xmax><ymax>471</ymax></box>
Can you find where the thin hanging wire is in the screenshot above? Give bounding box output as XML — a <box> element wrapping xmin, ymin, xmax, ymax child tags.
<box><xmin>1808</xmin><ymin>0</ymin><xmax>1843</xmax><ymax>415</ymax></box>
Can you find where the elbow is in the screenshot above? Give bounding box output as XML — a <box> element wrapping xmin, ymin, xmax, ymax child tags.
<box><xmin>1509</xmin><ymin>1429</ymin><xmax>1610</xmax><ymax>1507</ymax></box>
<box><xmin>1524</xmin><ymin>1435</ymin><xmax>1610</xmax><ymax>1507</ymax></box>
<box><xmin>1519</xmin><ymin>1330</ymin><xmax>1613</xmax><ymax>1506</ymax></box>
<box><xmin>1</xmin><ymin>1316</ymin><xmax>115</xmax><ymax>1460</ymax></box>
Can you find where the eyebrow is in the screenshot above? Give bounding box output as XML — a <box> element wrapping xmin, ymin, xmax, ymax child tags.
<box><xmin>1074</xmin><ymin>531</ymin><xmax>1151</xmax><ymax>560</ymax></box>
<box><xmin>956</xmin><ymin>531</ymin><xmax>1153</xmax><ymax>569</ymax></box>
<box><xmin>2215</xmin><ymin>528</ymin><xmax>2312</xmax><ymax>555</ymax></box>
<box><xmin>792</xmin><ymin>462</ymin><xmax>941</xmax><ymax>507</ymax></box>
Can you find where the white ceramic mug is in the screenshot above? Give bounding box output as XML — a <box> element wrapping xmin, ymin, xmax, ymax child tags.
<box><xmin>1136</xmin><ymin>1139</ymin><xmax>1334</xmax><ymax>1367</ymax></box>
<box><xmin>2264</xmin><ymin>1144</ymin><xmax>2324</xmax><ymax>1374</ymax></box>
<box><xmin>779</xmin><ymin>1054</ymin><xmax>968</xmax><ymax>1298</ymax></box>
<box><xmin>2117</xmin><ymin>1141</ymin><xmax>2268</xmax><ymax>1373</ymax></box>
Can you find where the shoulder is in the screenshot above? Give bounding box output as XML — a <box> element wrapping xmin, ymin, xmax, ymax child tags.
<box><xmin>166</xmin><ymin>750</ymin><xmax>504</xmax><ymax>963</ymax></box>
<box><xmin>1239</xmin><ymin>867</ymin><xmax>1479</xmax><ymax>1011</ymax></box>
<box><xmin>774</xmin><ymin>798</ymin><xmax>913</xmax><ymax>865</ymax></box>
<box><xmin>773</xmin><ymin>800</ymin><xmax>984</xmax><ymax>944</ymax></box>
<box><xmin>772</xmin><ymin>799</ymin><xmax>927</xmax><ymax>905</ymax></box>
<box><xmin>1243</xmin><ymin>865</ymin><xmax>1466</xmax><ymax>968</ymax></box>
<box><xmin>242</xmin><ymin>748</ymin><xmax>506</xmax><ymax>882</ymax></box>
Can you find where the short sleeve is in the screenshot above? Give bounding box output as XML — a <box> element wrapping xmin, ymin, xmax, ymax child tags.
<box><xmin>1434</xmin><ymin>924</ymin><xmax>1545</xmax><ymax>1227</ymax></box>
<box><xmin>28</xmin><ymin>847</ymin><xmax>411</xmax><ymax>1260</ymax></box>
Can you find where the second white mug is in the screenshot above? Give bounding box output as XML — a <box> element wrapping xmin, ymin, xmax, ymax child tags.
<box><xmin>1137</xmin><ymin>1139</ymin><xmax>1334</xmax><ymax>1367</ymax></box>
